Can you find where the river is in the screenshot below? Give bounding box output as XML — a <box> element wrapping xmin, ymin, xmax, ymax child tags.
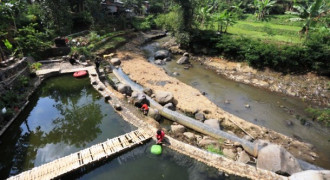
<box><xmin>142</xmin><ymin>39</ymin><xmax>330</xmax><ymax>169</ymax></box>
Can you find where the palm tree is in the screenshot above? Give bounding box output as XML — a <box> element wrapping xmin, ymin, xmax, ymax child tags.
<box><xmin>254</xmin><ymin>0</ymin><xmax>277</xmax><ymax>20</ymax></box>
<box><xmin>292</xmin><ymin>0</ymin><xmax>328</xmax><ymax>35</ymax></box>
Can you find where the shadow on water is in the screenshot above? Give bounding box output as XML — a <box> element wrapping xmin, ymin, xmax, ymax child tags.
<box><xmin>142</xmin><ymin>40</ymin><xmax>330</xmax><ymax>169</ymax></box>
<box><xmin>0</xmin><ymin>74</ymin><xmax>135</xmax><ymax>179</ymax></box>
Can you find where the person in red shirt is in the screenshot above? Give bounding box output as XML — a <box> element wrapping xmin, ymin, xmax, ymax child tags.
<box><xmin>156</xmin><ymin>129</ymin><xmax>165</xmax><ymax>144</ymax></box>
<box><xmin>141</xmin><ymin>103</ymin><xmax>149</xmax><ymax>115</ymax></box>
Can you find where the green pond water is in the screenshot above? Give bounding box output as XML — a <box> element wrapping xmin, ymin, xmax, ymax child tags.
<box><xmin>0</xmin><ymin>75</ymin><xmax>136</xmax><ymax>179</ymax></box>
<box><xmin>79</xmin><ymin>142</ymin><xmax>246</xmax><ymax>180</ymax></box>
<box><xmin>0</xmin><ymin>75</ymin><xmax>245</xmax><ymax>180</ymax></box>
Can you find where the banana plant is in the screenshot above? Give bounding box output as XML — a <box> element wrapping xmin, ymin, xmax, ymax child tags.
<box><xmin>254</xmin><ymin>0</ymin><xmax>277</xmax><ymax>20</ymax></box>
<box><xmin>213</xmin><ymin>10</ymin><xmax>237</xmax><ymax>33</ymax></box>
<box><xmin>293</xmin><ymin>0</ymin><xmax>328</xmax><ymax>35</ymax></box>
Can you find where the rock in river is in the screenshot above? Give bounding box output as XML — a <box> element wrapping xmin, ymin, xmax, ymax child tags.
<box><xmin>155</xmin><ymin>50</ymin><xmax>170</xmax><ymax>59</ymax></box>
<box><xmin>154</xmin><ymin>91</ymin><xmax>174</xmax><ymax>105</ymax></box>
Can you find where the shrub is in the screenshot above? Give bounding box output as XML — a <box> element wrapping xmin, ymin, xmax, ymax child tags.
<box><xmin>214</xmin><ymin>33</ymin><xmax>329</xmax><ymax>74</ymax></box>
<box><xmin>306</xmin><ymin>108</ymin><xmax>330</xmax><ymax>127</ymax></box>
<box><xmin>14</xmin><ymin>23</ymin><xmax>51</xmax><ymax>58</ymax></box>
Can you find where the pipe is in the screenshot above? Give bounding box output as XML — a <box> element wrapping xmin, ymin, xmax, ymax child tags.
<box><xmin>113</xmin><ymin>67</ymin><xmax>260</xmax><ymax>156</ymax></box>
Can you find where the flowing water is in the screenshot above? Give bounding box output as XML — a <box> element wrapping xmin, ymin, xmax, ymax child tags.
<box><xmin>0</xmin><ymin>74</ymin><xmax>245</xmax><ymax>179</ymax></box>
<box><xmin>142</xmin><ymin>40</ymin><xmax>330</xmax><ymax>169</ymax></box>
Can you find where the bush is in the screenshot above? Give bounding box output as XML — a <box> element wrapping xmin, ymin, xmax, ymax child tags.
<box><xmin>306</xmin><ymin>108</ymin><xmax>330</xmax><ymax>127</ymax></box>
<box><xmin>131</xmin><ymin>16</ymin><xmax>155</xmax><ymax>31</ymax></box>
<box><xmin>14</xmin><ymin>23</ymin><xmax>51</xmax><ymax>58</ymax></box>
<box><xmin>214</xmin><ymin>33</ymin><xmax>329</xmax><ymax>74</ymax></box>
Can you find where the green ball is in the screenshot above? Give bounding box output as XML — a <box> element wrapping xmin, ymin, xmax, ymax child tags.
<box><xmin>151</xmin><ymin>144</ymin><xmax>162</xmax><ymax>155</ymax></box>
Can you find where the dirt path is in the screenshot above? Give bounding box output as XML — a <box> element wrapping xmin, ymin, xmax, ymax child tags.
<box><xmin>110</xmin><ymin>32</ymin><xmax>319</xmax><ymax>165</ymax></box>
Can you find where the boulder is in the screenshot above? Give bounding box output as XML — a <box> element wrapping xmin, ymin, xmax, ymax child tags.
<box><xmin>223</xmin><ymin>148</ymin><xmax>237</xmax><ymax>160</ymax></box>
<box><xmin>117</xmin><ymin>83</ymin><xmax>132</xmax><ymax>96</ymax></box>
<box><xmin>289</xmin><ymin>170</ymin><xmax>330</xmax><ymax>180</ymax></box>
<box><xmin>257</xmin><ymin>144</ymin><xmax>302</xmax><ymax>175</ymax></box>
<box><xmin>143</xmin><ymin>88</ymin><xmax>153</xmax><ymax>96</ymax></box>
<box><xmin>154</xmin><ymin>91</ymin><xmax>173</xmax><ymax>105</ymax></box>
<box><xmin>130</xmin><ymin>91</ymin><xmax>148</xmax><ymax>106</ymax></box>
<box><xmin>110</xmin><ymin>58</ymin><xmax>121</xmax><ymax>66</ymax></box>
<box><xmin>204</xmin><ymin>119</ymin><xmax>220</xmax><ymax>130</ymax></box>
<box><xmin>114</xmin><ymin>104</ymin><xmax>122</xmax><ymax>111</ymax></box>
<box><xmin>195</xmin><ymin>112</ymin><xmax>205</xmax><ymax>121</ymax></box>
<box><xmin>164</xmin><ymin>103</ymin><xmax>175</xmax><ymax>111</ymax></box>
<box><xmin>155</xmin><ymin>50</ymin><xmax>170</xmax><ymax>59</ymax></box>
<box><xmin>198</xmin><ymin>136</ymin><xmax>218</xmax><ymax>146</ymax></box>
<box><xmin>154</xmin><ymin>59</ymin><xmax>165</xmax><ymax>65</ymax></box>
<box><xmin>237</xmin><ymin>151</ymin><xmax>250</xmax><ymax>164</ymax></box>
<box><xmin>163</xmin><ymin>57</ymin><xmax>171</xmax><ymax>62</ymax></box>
<box><xmin>183</xmin><ymin>132</ymin><xmax>195</xmax><ymax>141</ymax></box>
<box><xmin>171</xmin><ymin>124</ymin><xmax>185</xmax><ymax>134</ymax></box>
<box><xmin>177</xmin><ymin>56</ymin><xmax>190</xmax><ymax>64</ymax></box>
<box><xmin>79</xmin><ymin>55</ymin><xmax>86</xmax><ymax>62</ymax></box>
<box><xmin>148</xmin><ymin>108</ymin><xmax>161</xmax><ymax>121</ymax></box>
<box><xmin>172</xmin><ymin>72</ymin><xmax>180</xmax><ymax>76</ymax></box>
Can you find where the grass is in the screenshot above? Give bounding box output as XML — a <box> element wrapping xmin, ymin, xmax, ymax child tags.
<box><xmin>227</xmin><ymin>20</ymin><xmax>303</xmax><ymax>44</ymax></box>
<box><xmin>206</xmin><ymin>145</ymin><xmax>223</xmax><ymax>155</ymax></box>
<box><xmin>209</xmin><ymin>14</ymin><xmax>305</xmax><ymax>44</ymax></box>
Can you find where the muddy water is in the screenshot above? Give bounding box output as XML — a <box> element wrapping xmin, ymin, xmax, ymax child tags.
<box><xmin>142</xmin><ymin>41</ymin><xmax>330</xmax><ymax>169</ymax></box>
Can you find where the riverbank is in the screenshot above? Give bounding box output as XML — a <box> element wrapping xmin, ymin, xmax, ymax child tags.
<box><xmin>111</xmin><ymin>32</ymin><xmax>324</xmax><ymax>167</ymax></box>
<box><xmin>162</xmin><ymin>37</ymin><xmax>329</xmax><ymax>108</ymax></box>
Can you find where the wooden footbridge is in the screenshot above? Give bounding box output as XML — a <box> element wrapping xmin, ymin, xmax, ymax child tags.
<box><xmin>7</xmin><ymin>129</ymin><xmax>152</xmax><ymax>180</ymax></box>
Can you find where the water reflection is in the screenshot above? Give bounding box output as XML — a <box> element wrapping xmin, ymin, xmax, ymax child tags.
<box><xmin>0</xmin><ymin>75</ymin><xmax>134</xmax><ymax>179</ymax></box>
<box><xmin>80</xmin><ymin>142</ymin><xmax>246</xmax><ymax>180</ymax></box>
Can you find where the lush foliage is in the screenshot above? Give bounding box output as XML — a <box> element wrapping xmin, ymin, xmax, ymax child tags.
<box><xmin>291</xmin><ymin>0</ymin><xmax>328</xmax><ymax>35</ymax></box>
<box><xmin>205</xmin><ymin>29</ymin><xmax>329</xmax><ymax>74</ymax></box>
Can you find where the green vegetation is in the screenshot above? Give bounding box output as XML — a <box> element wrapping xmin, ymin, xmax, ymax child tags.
<box><xmin>206</xmin><ymin>145</ymin><xmax>223</xmax><ymax>155</ymax></box>
<box><xmin>306</xmin><ymin>108</ymin><xmax>330</xmax><ymax>126</ymax></box>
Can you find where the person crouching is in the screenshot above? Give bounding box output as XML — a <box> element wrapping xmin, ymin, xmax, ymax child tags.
<box><xmin>141</xmin><ymin>103</ymin><xmax>149</xmax><ymax>115</ymax></box>
<box><xmin>156</xmin><ymin>129</ymin><xmax>165</xmax><ymax>144</ymax></box>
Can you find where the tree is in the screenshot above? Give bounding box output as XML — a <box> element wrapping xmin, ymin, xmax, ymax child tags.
<box><xmin>254</xmin><ymin>0</ymin><xmax>277</xmax><ymax>20</ymax></box>
<box><xmin>196</xmin><ymin>6</ymin><xmax>213</xmax><ymax>29</ymax></box>
<box><xmin>213</xmin><ymin>10</ymin><xmax>237</xmax><ymax>33</ymax></box>
<box><xmin>292</xmin><ymin>0</ymin><xmax>328</xmax><ymax>35</ymax></box>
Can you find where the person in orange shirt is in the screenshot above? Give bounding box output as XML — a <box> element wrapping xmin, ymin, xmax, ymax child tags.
<box><xmin>141</xmin><ymin>103</ymin><xmax>149</xmax><ymax>115</ymax></box>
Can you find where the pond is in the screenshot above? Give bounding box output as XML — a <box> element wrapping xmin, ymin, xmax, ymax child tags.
<box><xmin>79</xmin><ymin>142</ymin><xmax>246</xmax><ymax>180</ymax></box>
<box><xmin>142</xmin><ymin>40</ymin><xmax>330</xmax><ymax>169</ymax></box>
<box><xmin>0</xmin><ymin>74</ymin><xmax>247</xmax><ymax>180</ymax></box>
<box><xmin>0</xmin><ymin>75</ymin><xmax>135</xmax><ymax>179</ymax></box>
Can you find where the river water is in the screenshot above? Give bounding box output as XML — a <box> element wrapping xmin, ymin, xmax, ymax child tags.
<box><xmin>0</xmin><ymin>74</ymin><xmax>245</xmax><ymax>179</ymax></box>
<box><xmin>142</xmin><ymin>40</ymin><xmax>330</xmax><ymax>169</ymax></box>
